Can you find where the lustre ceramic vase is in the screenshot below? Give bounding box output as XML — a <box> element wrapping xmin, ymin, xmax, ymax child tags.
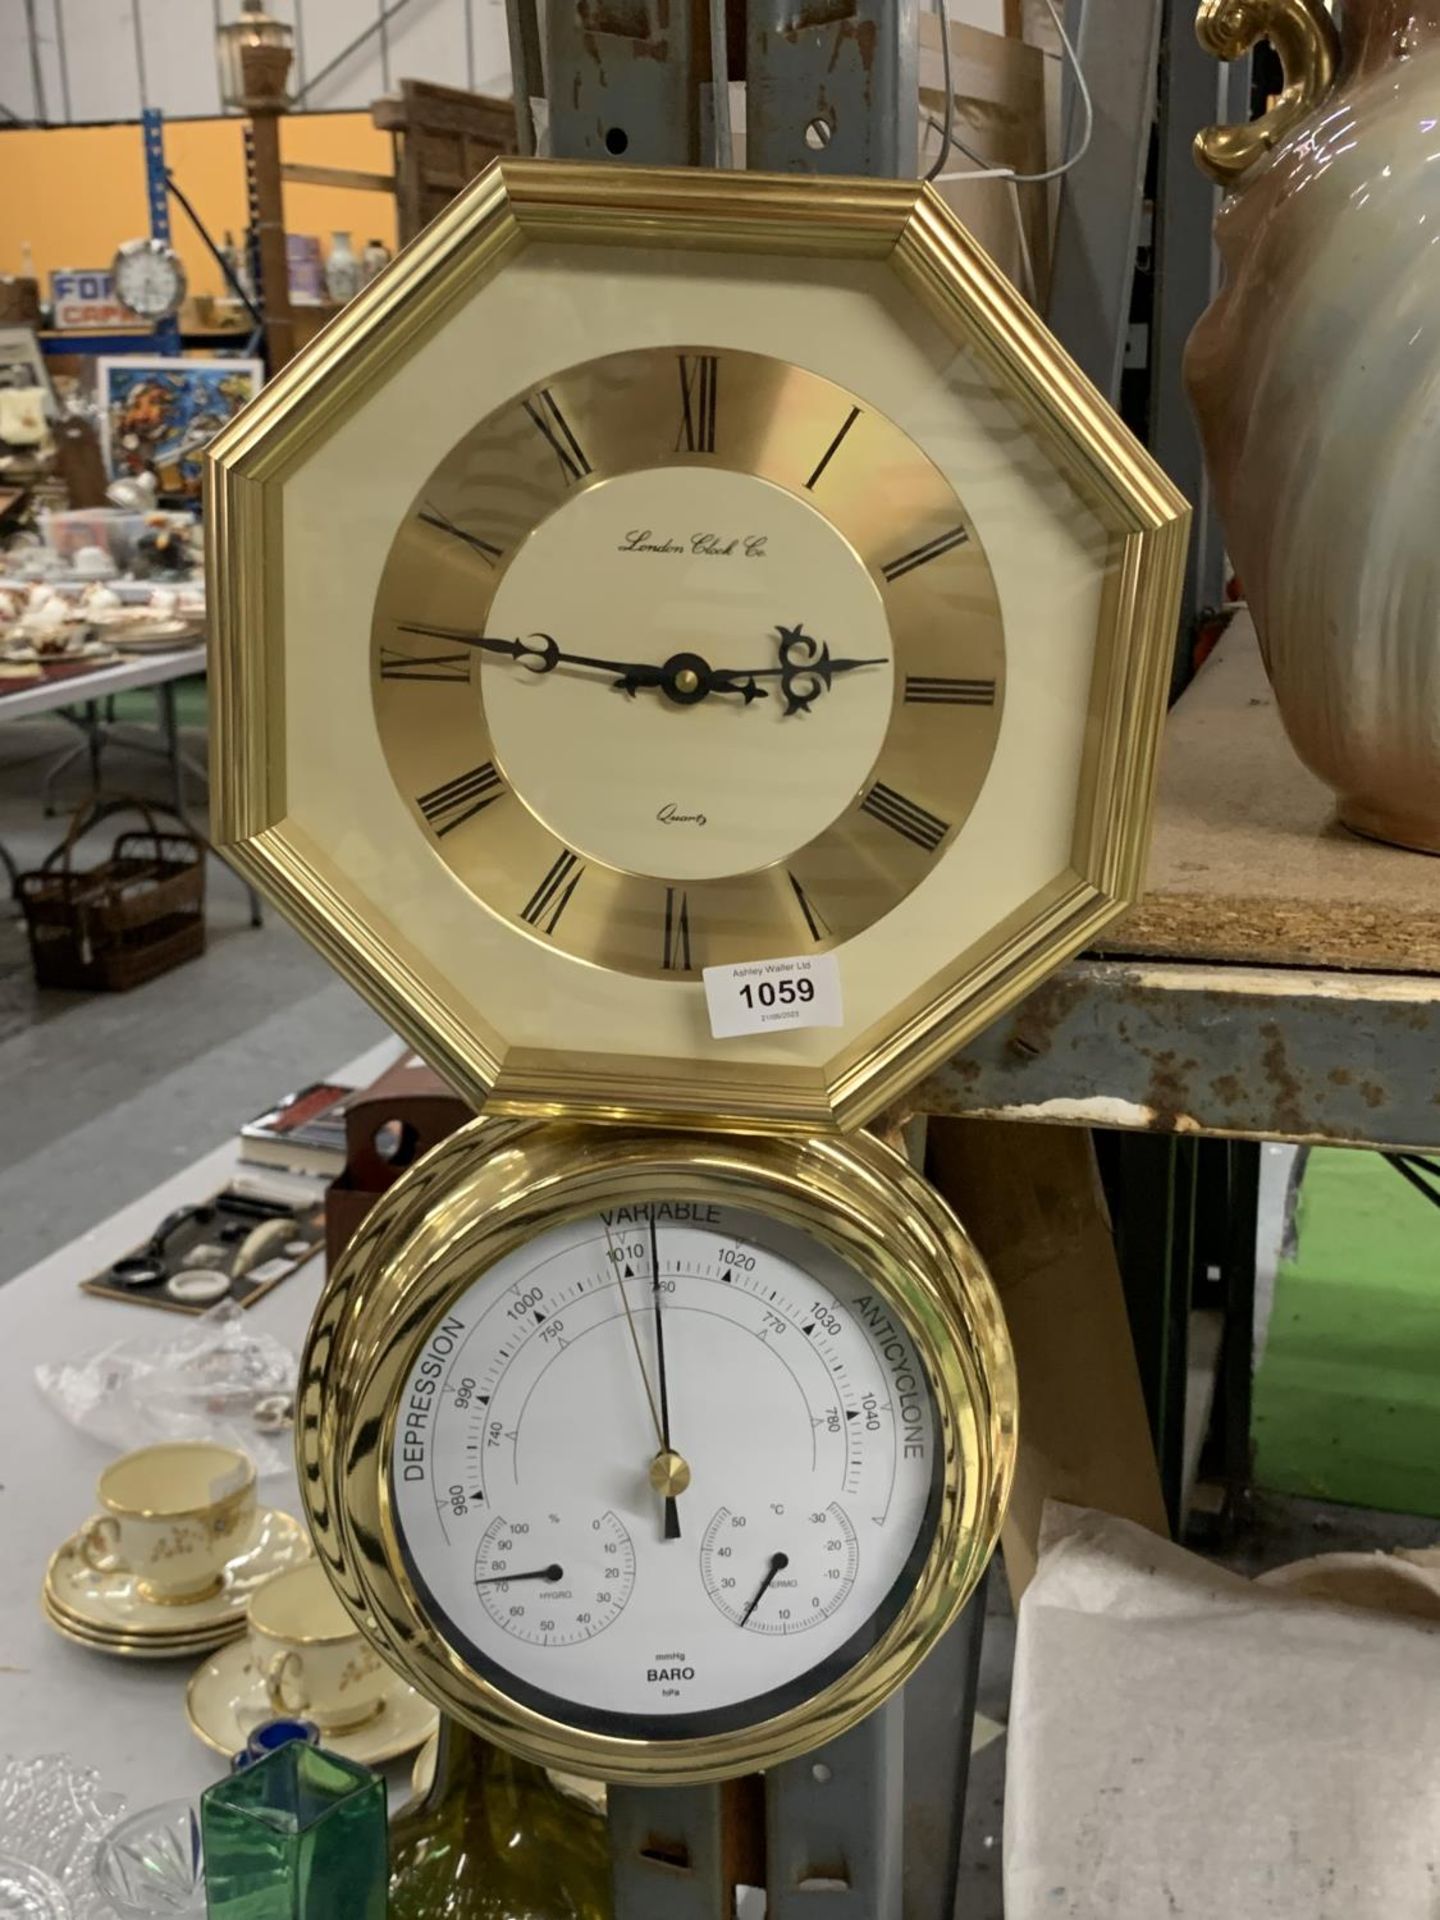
<box><xmin>1186</xmin><ymin>0</ymin><xmax>1440</xmax><ymax>850</ymax></box>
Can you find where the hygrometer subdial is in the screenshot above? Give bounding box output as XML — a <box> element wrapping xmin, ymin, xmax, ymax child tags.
<box><xmin>700</xmin><ymin>1500</ymin><xmax>859</xmax><ymax>1634</ymax></box>
<box><xmin>474</xmin><ymin>1509</ymin><xmax>635</xmax><ymax>1645</ymax></box>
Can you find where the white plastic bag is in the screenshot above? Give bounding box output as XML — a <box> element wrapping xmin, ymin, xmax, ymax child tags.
<box><xmin>35</xmin><ymin>1300</ymin><xmax>297</xmax><ymax>1476</ymax></box>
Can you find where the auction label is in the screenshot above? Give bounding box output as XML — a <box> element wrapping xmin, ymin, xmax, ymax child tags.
<box><xmin>703</xmin><ymin>952</ymin><xmax>842</xmax><ymax>1040</ymax></box>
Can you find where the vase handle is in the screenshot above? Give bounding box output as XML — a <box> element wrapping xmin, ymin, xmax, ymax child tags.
<box><xmin>1193</xmin><ymin>0</ymin><xmax>1340</xmax><ymax>186</ymax></box>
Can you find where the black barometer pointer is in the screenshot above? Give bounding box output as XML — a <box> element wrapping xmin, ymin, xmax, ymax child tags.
<box><xmin>650</xmin><ymin>1212</ymin><xmax>683</xmax><ymax>1542</ymax></box>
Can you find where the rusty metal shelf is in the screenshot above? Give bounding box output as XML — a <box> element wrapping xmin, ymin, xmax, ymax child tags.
<box><xmin>919</xmin><ymin>619</ymin><xmax>1440</xmax><ymax>1150</ymax></box>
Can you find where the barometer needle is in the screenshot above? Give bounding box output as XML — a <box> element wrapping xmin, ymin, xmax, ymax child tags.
<box><xmin>739</xmin><ymin>1552</ymin><xmax>790</xmax><ymax>1628</ymax></box>
<box><xmin>474</xmin><ymin>1564</ymin><xmax>564</xmax><ymax>1587</ymax></box>
<box><xmin>651</xmin><ymin>1213</ymin><xmax>682</xmax><ymax>1542</ymax></box>
<box><xmin>604</xmin><ymin>1221</ymin><xmax>665</xmax><ymax>1450</ymax></box>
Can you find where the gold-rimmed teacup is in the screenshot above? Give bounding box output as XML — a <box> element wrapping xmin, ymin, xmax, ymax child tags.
<box><xmin>247</xmin><ymin>1561</ymin><xmax>389</xmax><ymax>1733</ymax></box>
<box><xmin>79</xmin><ymin>1442</ymin><xmax>257</xmax><ymax>1605</ymax></box>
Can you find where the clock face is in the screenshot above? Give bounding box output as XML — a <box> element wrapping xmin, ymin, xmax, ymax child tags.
<box><xmin>113</xmin><ymin>241</ymin><xmax>185</xmax><ymax>320</ymax></box>
<box><xmin>209</xmin><ymin>162</ymin><xmax>1188</xmax><ymax>1128</ymax></box>
<box><xmin>372</xmin><ymin>347</ymin><xmax>1004</xmax><ymax>978</ymax></box>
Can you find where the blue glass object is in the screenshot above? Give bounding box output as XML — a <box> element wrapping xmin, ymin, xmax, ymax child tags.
<box><xmin>230</xmin><ymin>1720</ymin><xmax>321</xmax><ymax>1772</ymax></box>
<box><xmin>201</xmin><ymin>1743</ymin><xmax>386</xmax><ymax>1920</ymax></box>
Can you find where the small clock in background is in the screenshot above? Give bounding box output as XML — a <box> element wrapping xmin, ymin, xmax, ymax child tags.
<box><xmin>112</xmin><ymin>238</ymin><xmax>187</xmax><ymax>322</ymax></box>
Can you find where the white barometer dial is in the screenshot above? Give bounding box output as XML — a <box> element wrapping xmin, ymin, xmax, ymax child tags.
<box><xmin>391</xmin><ymin>1200</ymin><xmax>938</xmax><ymax>1732</ymax></box>
<box><xmin>301</xmin><ymin>1120</ymin><xmax>1016</xmax><ymax>1784</ymax></box>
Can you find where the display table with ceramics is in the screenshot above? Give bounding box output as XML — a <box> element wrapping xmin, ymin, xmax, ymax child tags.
<box><xmin>0</xmin><ymin>1036</ymin><xmax>429</xmax><ymax>1806</ymax></box>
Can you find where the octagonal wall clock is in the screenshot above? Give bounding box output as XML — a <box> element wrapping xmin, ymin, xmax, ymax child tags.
<box><xmin>207</xmin><ymin>160</ymin><xmax>1189</xmax><ymax>1132</ymax></box>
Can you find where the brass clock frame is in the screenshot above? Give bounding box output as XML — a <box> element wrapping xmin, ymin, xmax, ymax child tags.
<box><xmin>297</xmin><ymin>1116</ymin><xmax>1017</xmax><ymax>1786</ymax></box>
<box><xmin>207</xmin><ymin>159</ymin><xmax>1189</xmax><ymax>1132</ymax></box>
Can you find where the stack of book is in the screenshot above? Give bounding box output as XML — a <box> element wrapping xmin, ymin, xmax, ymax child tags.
<box><xmin>239</xmin><ymin>1082</ymin><xmax>353</xmax><ymax>1179</ymax></box>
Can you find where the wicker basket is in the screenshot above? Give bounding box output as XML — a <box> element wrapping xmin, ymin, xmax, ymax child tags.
<box><xmin>17</xmin><ymin>796</ymin><xmax>206</xmax><ymax>992</ymax></box>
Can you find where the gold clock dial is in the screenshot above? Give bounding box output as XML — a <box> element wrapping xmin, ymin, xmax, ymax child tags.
<box><xmin>372</xmin><ymin>347</ymin><xmax>1005</xmax><ymax>978</ymax></box>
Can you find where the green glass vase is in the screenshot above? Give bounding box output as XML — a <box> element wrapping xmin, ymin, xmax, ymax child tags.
<box><xmin>201</xmin><ymin>1742</ymin><xmax>388</xmax><ymax>1920</ymax></box>
<box><xmin>389</xmin><ymin>1719</ymin><xmax>612</xmax><ymax>1919</ymax></box>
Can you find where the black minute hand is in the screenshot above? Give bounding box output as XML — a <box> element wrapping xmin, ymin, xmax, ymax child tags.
<box><xmin>396</xmin><ymin>622</ymin><xmax>661</xmax><ymax>685</ymax></box>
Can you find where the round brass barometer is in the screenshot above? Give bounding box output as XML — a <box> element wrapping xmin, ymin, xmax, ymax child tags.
<box><xmin>298</xmin><ymin>1117</ymin><xmax>1015</xmax><ymax>1785</ymax></box>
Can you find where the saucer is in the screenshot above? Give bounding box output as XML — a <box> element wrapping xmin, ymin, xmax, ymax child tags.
<box><xmin>109</xmin><ymin>620</ymin><xmax>199</xmax><ymax>651</ymax></box>
<box><xmin>44</xmin><ymin>1507</ymin><xmax>310</xmax><ymax>1640</ymax></box>
<box><xmin>187</xmin><ymin>1639</ymin><xmax>438</xmax><ymax>1766</ymax></box>
<box><xmin>41</xmin><ymin>1589</ymin><xmax>235</xmax><ymax>1660</ymax></box>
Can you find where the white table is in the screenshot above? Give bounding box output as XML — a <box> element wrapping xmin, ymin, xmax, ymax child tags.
<box><xmin>0</xmin><ymin>640</ymin><xmax>261</xmax><ymax>924</ymax></box>
<box><xmin>0</xmin><ymin>1035</ymin><xmax>404</xmax><ymax>1807</ymax></box>
<box><xmin>1</xmin><ymin>644</ymin><xmax>207</xmax><ymax>828</ymax></box>
<box><xmin>0</xmin><ymin>644</ymin><xmax>207</xmax><ymax>724</ymax></box>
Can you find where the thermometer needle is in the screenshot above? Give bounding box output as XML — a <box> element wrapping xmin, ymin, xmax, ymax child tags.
<box><xmin>475</xmin><ymin>1564</ymin><xmax>563</xmax><ymax>1587</ymax></box>
<box><xmin>739</xmin><ymin>1552</ymin><xmax>790</xmax><ymax>1628</ymax></box>
<box><xmin>651</xmin><ymin>1213</ymin><xmax>682</xmax><ymax>1542</ymax></box>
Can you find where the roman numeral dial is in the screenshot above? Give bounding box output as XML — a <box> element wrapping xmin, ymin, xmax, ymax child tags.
<box><xmin>662</xmin><ymin>889</ymin><xmax>692</xmax><ymax>971</ymax></box>
<box><xmin>380</xmin><ymin>647</ymin><xmax>471</xmax><ymax>683</ymax></box>
<box><xmin>788</xmin><ymin>872</ymin><xmax>831</xmax><ymax>943</ymax></box>
<box><xmin>880</xmin><ymin>525</ymin><xmax>969</xmax><ymax>582</ymax></box>
<box><xmin>522</xmin><ymin>852</ymin><xmax>585</xmax><ymax>934</ymax></box>
<box><xmin>860</xmin><ymin>783</ymin><xmax>950</xmax><ymax>854</ymax></box>
<box><xmin>418</xmin><ymin>502</ymin><xmax>502</xmax><ymax>565</ymax></box>
<box><xmin>676</xmin><ymin>354</ymin><xmax>718</xmax><ymax>454</ymax></box>
<box><xmin>523</xmin><ymin>389</ymin><xmax>590</xmax><ymax>486</ymax></box>
<box><xmin>904</xmin><ymin>676</ymin><xmax>996</xmax><ymax>707</ymax></box>
<box><xmin>805</xmin><ymin>406</ymin><xmax>862</xmax><ymax>491</ymax></box>
<box><xmin>418</xmin><ymin>763</ymin><xmax>504</xmax><ymax>836</ymax></box>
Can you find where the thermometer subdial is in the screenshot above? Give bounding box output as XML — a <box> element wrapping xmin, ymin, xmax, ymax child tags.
<box><xmin>474</xmin><ymin>1509</ymin><xmax>635</xmax><ymax>1646</ymax></box>
<box><xmin>700</xmin><ymin>1501</ymin><xmax>859</xmax><ymax>1635</ymax></box>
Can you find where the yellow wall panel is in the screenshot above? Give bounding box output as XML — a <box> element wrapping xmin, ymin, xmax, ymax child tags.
<box><xmin>0</xmin><ymin>113</ymin><xmax>398</xmax><ymax>305</ymax></box>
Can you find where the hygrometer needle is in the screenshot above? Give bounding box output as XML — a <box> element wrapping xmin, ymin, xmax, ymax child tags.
<box><xmin>474</xmin><ymin>1564</ymin><xmax>564</xmax><ymax>1588</ymax></box>
<box><xmin>651</xmin><ymin>1213</ymin><xmax>682</xmax><ymax>1542</ymax></box>
<box><xmin>738</xmin><ymin>1551</ymin><xmax>790</xmax><ymax>1628</ymax></box>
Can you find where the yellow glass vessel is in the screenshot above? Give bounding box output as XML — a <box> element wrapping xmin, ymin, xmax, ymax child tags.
<box><xmin>390</xmin><ymin>1721</ymin><xmax>610</xmax><ymax>1920</ymax></box>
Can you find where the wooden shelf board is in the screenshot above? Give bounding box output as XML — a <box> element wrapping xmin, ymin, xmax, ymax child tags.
<box><xmin>1102</xmin><ymin>616</ymin><xmax>1440</xmax><ymax>976</ymax></box>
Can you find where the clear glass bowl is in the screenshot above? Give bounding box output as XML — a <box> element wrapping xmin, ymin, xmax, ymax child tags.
<box><xmin>92</xmin><ymin>1803</ymin><xmax>203</xmax><ymax>1919</ymax></box>
<box><xmin>0</xmin><ymin>1851</ymin><xmax>70</xmax><ymax>1919</ymax></box>
<box><xmin>0</xmin><ymin>1757</ymin><xmax>122</xmax><ymax>1920</ymax></box>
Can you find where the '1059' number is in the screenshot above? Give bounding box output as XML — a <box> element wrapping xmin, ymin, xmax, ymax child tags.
<box><xmin>739</xmin><ymin>978</ymin><xmax>815</xmax><ymax>1010</ymax></box>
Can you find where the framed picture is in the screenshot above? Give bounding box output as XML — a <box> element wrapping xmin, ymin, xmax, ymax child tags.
<box><xmin>98</xmin><ymin>354</ymin><xmax>263</xmax><ymax>507</ymax></box>
<box><xmin>0</xmin><ymin>324</ymin><xmax>56</xmax><ymax>415</ymax></box>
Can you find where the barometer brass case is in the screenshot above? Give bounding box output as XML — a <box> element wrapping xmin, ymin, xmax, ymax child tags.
<box><xmin>298</xmin><ymin>1118</ymin><xmax>1016</xmax><ymax>1785</ymax></box>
